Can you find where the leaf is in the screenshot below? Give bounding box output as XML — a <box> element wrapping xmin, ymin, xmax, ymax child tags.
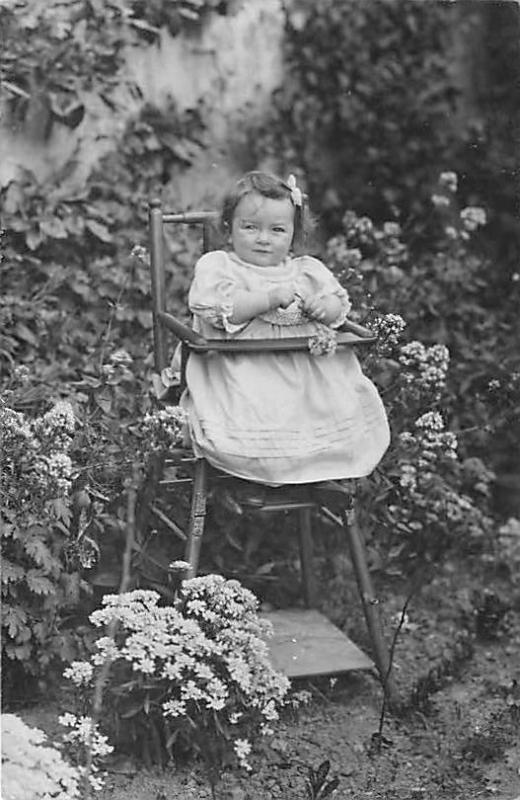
<box><xmin>319</xmin><ymin>777</ymin><xmax>340</xmax><ymax>798</ymax></box>
<box><xmin>2</xmin><ymin>605</ymin><xmax>29</xmax><ymax>639</ymax></box>
<box><xmin>26</xmin><ymin>227</ymin><xmax>43</xmax><ymax>250</ymax></box>
<box><xmin>86</xmin><ymin>219</ymin><xmax>113</xmax><ymax>243</ymax></box>
<box><xmin>50</xmin><ymin>498</ymin><xmax>72</xmax><ymax>525</ymax></box>
<box><xmin>40</xmin><ymin>218</ymin><xmax>68</xmax><ymax>239</ymax></box>
<box><xmin>24</xmin><ymin>537</ymin><xmax>57</xmax><ymax>571</ymax></box>
<box><xmin>120</xmin><ymin>704</ymin><xmax>144</xmax><ymax>719</ymax></box>
<box><xmin>14</xmin><ymin>322</ymin><xmax>38</xmax><ymax>346</ymax></box>
<box><xmin>314</xmin><ymin>760</ymin><xmax>330</xmax><ymax>788</ymax></box>
<box><xmin>25</xmin><ymin>570</ymin><xmax>55</xmax><ymax>596</ymax></box>
<box><xmin>1</xmin><ymin>559</ymin><xmax>25</xmax><ymax>585</ymax></box>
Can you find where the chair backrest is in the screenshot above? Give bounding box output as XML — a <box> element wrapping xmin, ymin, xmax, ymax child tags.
<box><xmin>148</xmin><ymin>199</ymin><xmax>219</xmax><ymax>373</ymax></box>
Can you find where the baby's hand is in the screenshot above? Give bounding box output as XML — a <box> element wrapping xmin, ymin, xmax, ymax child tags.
<box><xmin>302</xmin><ymin>295</ymin><xmax>330</xmax><ymax>322</ymax></box>
<box><xmin>268</xmin><ymin>285</ymin><xmax>297</xmax><ymax>309</ymax></box>
<box><xmin>302</xmin><ymin>293</ymin><xmax>343</xmax><ymax>324</ymax></box>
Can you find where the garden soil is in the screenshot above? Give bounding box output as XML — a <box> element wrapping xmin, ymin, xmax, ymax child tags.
<box><xmin>19</xmin><ymin>557</ymin><xmax>520</xmax><ymax>800</ymax></box>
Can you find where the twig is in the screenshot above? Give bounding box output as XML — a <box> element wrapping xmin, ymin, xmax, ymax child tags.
<box><xmin>373</xmin><ymin>565</ymin><xmax>431</xmax><ymax>752</ymax></box>
<box><xmin>81</xmin><ymin>464</ymin><xmax>139</xmax><ymax>798</ymax></box>
<box><xmin>150</xmin><ymin>503</ymin><xmax>187</xmax><ymax>541</ymax></box>
<box><xmin>97</xmin><ymin>275</ymin><xmax>130</xmax><ymax>371</ymax></box>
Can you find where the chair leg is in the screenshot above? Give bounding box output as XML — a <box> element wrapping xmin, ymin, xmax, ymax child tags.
<box><xmin>342</xmin><ymin>504</ymin><xmax>401</xmax><ymax>711</ymax></box>
<box><xmin>298</xmin><ymin>507</ymin><xmax>317</xmax><ymax>608</ymax></box>
<box><xmin>184</xmin><ymin>459</ymin><xmax>208</xmax><ymax>579</ymax></box>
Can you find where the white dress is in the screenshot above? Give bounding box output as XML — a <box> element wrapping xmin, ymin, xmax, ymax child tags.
<box><xmin>181</xmin><ymin>250</ymin><xmax>390</xmax><ymax>485</ymax></box>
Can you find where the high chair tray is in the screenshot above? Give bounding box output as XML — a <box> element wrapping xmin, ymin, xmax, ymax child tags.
<box><xmin>157</xmin><ymin>311</ymin><xmax>376</xmax><ymax>352</ymax></box>
<box><xmin>261</xmin><ymin>608</ymin><xmax>373</xmax><ymax>678</ymax></box>
<box><xmin>186</xmin><ymin>331</ymin><xmax>376</xmax><ymax>354</ymax></box>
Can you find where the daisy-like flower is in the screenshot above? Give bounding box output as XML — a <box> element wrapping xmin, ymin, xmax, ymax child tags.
<box><xmin>233</xmin><ymin>738</ymin><xmax>252</xmax><ymax>771</ymax></box>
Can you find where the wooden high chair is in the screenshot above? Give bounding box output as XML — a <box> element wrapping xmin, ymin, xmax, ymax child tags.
<box><xmin>148</xmin><ymin>198</ymin><xmax>400</xmax><ymax>709</ymax></box>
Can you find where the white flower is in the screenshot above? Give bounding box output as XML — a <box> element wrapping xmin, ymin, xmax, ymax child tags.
<box><xmin>43</xmin><ymin>401</ymin><xmax>76</xmax><ymax>435</ymax></box>
<box><xmin>383</xmin><ymin>221</ymin><xmax>401</xmax><ymax>237</ymax></box>
<box><xmin>460</xmin><ymin>206</ymin><xmax>487</xmax><ymax>231</ymax></box>
<box><xmin>162</xmin><ymin>699</ymin><xmax>187</xmax><ymax>718</ymax></box>
<box><xmin>439</xmin><ymin>171</ymin><xmax>458</xmax><ymax>193</ymax></box>
<box><xmin>233</xmin><ymin>737</ymin><xmax>252</xmax><ymax>771</ymax></box>
<box><xmin>109</xmin><ymin>349</ymin><xmax>132</xmax><ymax>365</ymax></box>
<box><xmin>400</xmin><ymin>464</ymin><xmax>418</xmax><ymax>491</ymax></box>
<box><xmin>63</xmin><ymin>661</ymin><xmax>94</xmax><ymax>686</ymax></box>
<box><xmin>431</xmin><ymin>193</ymin><xmax>450</xmax><ymax>208</ymax></box>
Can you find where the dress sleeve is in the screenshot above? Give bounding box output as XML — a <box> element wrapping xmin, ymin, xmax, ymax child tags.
<box><xmin>188</xmin><ymin>251</ymin><xmax>248</xmax><ymax>333</ymax></box>
<box><xmin>296</xmin><ymin>256</ymin><xmax>352</xmax><ymax>329</ymax></box>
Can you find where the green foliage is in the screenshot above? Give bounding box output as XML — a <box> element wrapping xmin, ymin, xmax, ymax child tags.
<box><xmin>305</xmin><ymin>759</ymin><xmax>340</xmax><ymax>800</ymax></box>
<box><xmin>0</xmin><ymin>38</ymin><xmax>210</xmax><ymax>685</ymax></box>
<box><xmin>0</xmin><ymin>352</ymin><xmax>189</xmax><ymax>695</ymax></box>
<box><xmin>1</xmin><ymin>0</ymin><xmax>230</xmax><ymax>134</ymax></box>
<box><xmin>322</xmin><ymin>183</ymin><xmax>519</xmax><ymax>571</ymax></box>
<box><xmin>255</xmin><ymin>0</ymin><xmax>463</xmax><ymax>227</ymax></box>
<box><xmin>1</xmin><ymin>387</ymin><xmax>88</xmax><ymax>677</ymax></box>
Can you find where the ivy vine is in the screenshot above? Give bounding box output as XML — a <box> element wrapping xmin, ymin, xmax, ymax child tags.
<box><xmin>1</xmin><ymin>0</ymin><xmax>230</xmax><ymax>135</ymax></box>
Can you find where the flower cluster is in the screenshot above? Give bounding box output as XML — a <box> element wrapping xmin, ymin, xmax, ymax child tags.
<box><xmin>460</xmin><ymin>206</ymin><xmax>487</xmax><ymax>232</ymax></box>
<box><xmin>308</xmin><ymin>327</ymin><xmax>338</xmax><ymax>357</ymax></box>
<box><xmin>35</xmin><ymin>452</ymin><xmax>74</xmax><ymax>494</ymax></box>
<box><xmin>397</xmin><ymin>412</ymin><xmax>458</xmax><ymax>496</ymax></box>
<box><xmin>58</xmin><ymin>713</ymin><xmax>113</xmax><ymax>792</ymax></box>
<box><xmin>66</xmin><ymin>578</ymin><xmax>292</xmax><ymax>775</ymax></box>
<box><xmin>398</xmin><ymin>341</ymin><xmax>450</xmax><ymax>398</ymax></box>
<box><xmin>138</xmin><ymin>405</ymin><xmax>187</xmax><ymax>451</ymax></box>
<box><xmin>368</xmin><ymin>312</ymin><xmax>406</xmax><ymax>354</ymax></box>
<box><xmin>1</xmin><ymin>399</ymin><xmax>76</xmax><ymax>503</ymax></box>
<box><xmin>325</xmin><ymin>236</ymin><xmax>363</xmax><ymax>270</ymax></box>
<box><xmin>385</xmin><ymin>410</ymin><xmax>492</xmax><ymax>542</ymax></box>
<box><xmin>2</xmin><ymin>714</ymin><xmax>81</xmax><ymax>800</ymax></box>
<box><xmin>130</xmin><ymin>244</ymin><xmax>149</xmax><ymax>264</ymax></box>
<box><xmin>342</xmin><ymin>211</ymin><xmax>375</xmax><ymax>245</ymax></box>
<box><xmin>399</xmin><ymin>411</ymin><xmax>458</xmax><ymax>469</ymax></box>
<box><xmin>439</xmin><ymin>171</ymin><xmax>458</xmax><ymax>193</ymax></box>
<box><xmin>414</xmin><ymin>411</ymin><xmax>458</xmax><ymax>460</ymax></box>
<box><xmin>101</xmin><ymin>348</ymin><xmax>134</xmax><ymax>381</ymax></box>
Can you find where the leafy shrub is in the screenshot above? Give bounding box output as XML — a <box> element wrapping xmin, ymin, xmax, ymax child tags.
<box><xmin>0</xmin><ymin>345</ymin><xmax>190</xmax><ymax>696</ymax></box>
<box><xmin>320</xmin><ymin>177</ymin><xmax>513</xmax><ymax>570</ymax></box>
<box><xmin>254</xmin><ymin>0</ymin><xmax>465</xmax><ymax>228</ymax></box>
<box><xmin>1</xmin><ymin>388</ymin><xmax>87</xmax><ymax>676</ymax></box>
<box><xmin>64</xmin><ymin>578</ymin><xmax>294</xmax><ymax>785</ymax></box>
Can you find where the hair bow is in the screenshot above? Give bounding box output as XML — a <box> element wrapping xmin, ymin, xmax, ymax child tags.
<box><xmin>286</xmin><ymin>174</ymin><xmax>303</xmax><ymax>207</ymax></box>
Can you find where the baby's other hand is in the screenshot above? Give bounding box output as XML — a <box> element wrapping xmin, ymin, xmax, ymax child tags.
<box><xmin>302</xmin><ymin>295</ymin><xmax>329</xmax><ymax>322</ymax></box>
<box><xmin>268</xmin><ymin>285</ymin><xmax>297</xmax><ymax>309</ymax></box>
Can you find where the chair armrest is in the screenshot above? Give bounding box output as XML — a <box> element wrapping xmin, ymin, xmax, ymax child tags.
<box><xmin>339</xmin><ymin>318</ymin><xmax>374</xmax><ymax>339</ymax></box>
<box><xmin>157</xmin><ymin>311</ymin><xmax>207</xmax><ymax>345</ymax></box>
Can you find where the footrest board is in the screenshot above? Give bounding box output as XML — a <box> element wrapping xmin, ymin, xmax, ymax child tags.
<box><xmin>260</xmin><ymin>608</ymin><xmax>373</xmax><ymax>678</ymax></box>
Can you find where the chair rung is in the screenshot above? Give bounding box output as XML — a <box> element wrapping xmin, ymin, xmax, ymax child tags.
<box><xmin>255</xmin><ymin>500</ymin><xmax>317</xmax><ymax>513</ymax></box>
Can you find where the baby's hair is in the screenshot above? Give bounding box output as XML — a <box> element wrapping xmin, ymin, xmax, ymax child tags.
<box><xmin>219</xmin><ymin>170</ymin><xmax>313</xmax><ymax>252</ymax></box>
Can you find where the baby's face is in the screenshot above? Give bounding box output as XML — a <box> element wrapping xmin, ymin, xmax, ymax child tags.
<box><xmin>231</xmin><ymin>192</ymin><xmax>294</xmax><ymax>267</ymax></box>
